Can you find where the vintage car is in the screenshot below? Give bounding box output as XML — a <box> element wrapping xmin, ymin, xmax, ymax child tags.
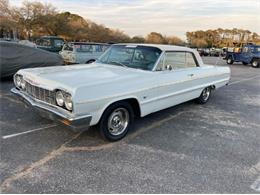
<box><xmin>59</xmin><ymin>42</ymin><xmax>110</xmax><ymax>64</ymax></box>
<box><xmin>11</xmin><ymin>44</ymin><xmax>230</xmax><ymax>141</ymax></box>
<box><xmin>36</xmin><ymin>36</ymin><xmax>64</xmax><ymax>53</ymax></box>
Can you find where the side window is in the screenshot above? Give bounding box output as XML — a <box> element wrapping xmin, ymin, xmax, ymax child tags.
<box><xmin>242</xmin><ymin>47</ymin><xmax>249</xmax><ymax>53</ymax></box>
<box><xmin>161</xmin><ymin>52</ymin><xmax>197</xmax><ymax>70</ymax></box>
<box><xmin>164</xmin><ymin>52</ymin><xmax>186</xmax><ymax>70</ymax></box>
<box><xmin>95</xmin><ymin>45</ymin><xmax>102</xmax><ymax>52</ymax></box>
<box><xmin>54</xmin><ymin>39</ymin><xmax>64</xmax><ymax>47</ymax></box>
<box><xmin>75</xmin><ymin>45</ymin><xmax>93</xmax><ymax>52</ymax></box>
<box><xmin>42</xmin><ymin>39</ymin><xmax>51</xmax><ymax>47</ymax></box>
<box><xmin>185</xmin><ymin>52</ymin><xmax>197</xmax><ymax>68</ymax></box>
<box><xmin>102</xmin><ymin>45</ymin><xmax>110</xmax><ymax>52</ymax></box>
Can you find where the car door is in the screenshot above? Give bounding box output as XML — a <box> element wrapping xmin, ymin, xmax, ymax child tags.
<box><xmin>149</xmin><ymin>51</ymin><xmax>201</xmax><ymax>112</ymax></box>
<box><xmin>239</xmin><ymin>46</ymin><xmax>252</xmax><ymax>63</ymax></box>
<box><xmin>75</xmin><ymin>44</ymin><xmax>94</xmax><ymax>63</ymax></box>
<box><xmin>92</xmin><ymin>45</ymin><xmax>101</xmax><ymax>59</ymax></box>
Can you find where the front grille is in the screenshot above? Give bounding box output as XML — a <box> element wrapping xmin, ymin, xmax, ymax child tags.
<box><xmin>25</xmin><ymin>82</ymin><xmax>56</xmax><ymax>105</ymax></box>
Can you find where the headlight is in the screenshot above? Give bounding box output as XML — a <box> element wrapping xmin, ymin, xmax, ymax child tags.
<box><xmin>20</xmin><ymin>78</ymin><xmax>26</xmax><ymax>90</ymax></box>
<box><xmin>55</xmin><ymin>91</ymin><xmax>64</xmax><ymax>106</ymax></box>
<box><xmin>64</xmin><ymin>94</ymin><xmax>73</xmax><ymax>111</ymax></box>
<box><xmin>14</xmin><ymin>74</ymin><xmax>22</xmax><ymax>88</ymax></box>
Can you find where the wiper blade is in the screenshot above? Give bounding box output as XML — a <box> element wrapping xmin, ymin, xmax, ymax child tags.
<box><xmin>110</xmin><ymin>61</ymin><xmax>128</xmax><ymax>68</ymax></box>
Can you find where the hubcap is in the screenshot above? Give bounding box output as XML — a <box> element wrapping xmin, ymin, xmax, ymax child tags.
<box><xmin>202</xmin><ymin>88</ymin><xmax>210</xmax><ymax>101</ymax></box>
<box><xmin>227</xmin><ymin>59</ymin><xmax>231</xmax><ymax>63</ymax></box>
<box><xmin>108</xmin><ymin>108</ymin><xmax>129</xmax><ymax>136</ymax></box>
<box><xmin>252</xmin><ymin>61</ymin><xmax>258</xmax><ymax>67</ymax></box>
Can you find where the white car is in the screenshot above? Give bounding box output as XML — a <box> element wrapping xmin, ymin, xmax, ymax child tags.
<box><xmin>12</xmin><ymin>44</ymin><xmax>230</xmax><ymax>141</ymax></box>
<box><xmin>59</xmin><ymin>42</ymin><xmax>110</xmax><ymax>64</ymax></box>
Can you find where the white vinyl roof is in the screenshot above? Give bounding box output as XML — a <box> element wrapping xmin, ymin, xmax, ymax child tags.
<box><xmin>115</xmin><ymin>43</ymin><xmax>194</xmax><ymax>52</ymax></box>
<box><xmin>114</xmin><ymin>43</ymin><xmax>204</xmax><ymax>66</ymax></box>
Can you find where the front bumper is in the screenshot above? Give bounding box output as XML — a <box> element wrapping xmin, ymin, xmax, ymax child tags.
<box><xmin>11</xmin><ymin>88</ymin><xmax>92</xmax><ymax>129</ymax></box>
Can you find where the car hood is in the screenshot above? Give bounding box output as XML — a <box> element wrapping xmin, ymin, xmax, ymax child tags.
<box><xmin>19</xmin><ymin>63</ymin><xmax>148</xmax><ymax>92</ymax></box>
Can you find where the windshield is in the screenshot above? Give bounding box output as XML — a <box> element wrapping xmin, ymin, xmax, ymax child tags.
<box><xmin>96</xmin><ymin>45</ymin><xmax>162</xmax><ymax>70</ymax></box>
<box><xmin>54</xmin><ymin>39</ymin><xmax>64</xmax><ymax>47</ymax></box>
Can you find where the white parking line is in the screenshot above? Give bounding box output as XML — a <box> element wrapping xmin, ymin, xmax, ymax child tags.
<box><xmin>2</xmin><ymin>124</ymin><xmax>58</xmax><ymax>139</ymax></box>
<box><xmin>228</xmin><ymin>75</ymin><xmax>260</xmax><ymax>86</ymax></box>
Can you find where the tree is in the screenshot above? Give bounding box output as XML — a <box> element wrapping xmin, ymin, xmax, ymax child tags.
<box><xmin>186</xmin><ymin>28</ymin><xmax>260</xmax><ymax>48</ymax></box>
<box><xmin>0</xmin><ymin>0</ymin><xmax>20</xmax><ymax>38</ymax></box>
<box><xmin>16</xmin><ymin>1</ymin><xmax>57</xmax><ymax>38</ymax></box>
<box><xmin>165</xmin><ymin>35</ymin><xmax>185</xmax><ymax>46</ymax></box>
<box><xmin>146</xmin><ymin>32</ymin><xmax>165</xmax><ymax>44</ymax></box>
<box><xmin>131</xmin><ymin>36</ymin><xmax>145</xmax><ymax>43</ymax></box>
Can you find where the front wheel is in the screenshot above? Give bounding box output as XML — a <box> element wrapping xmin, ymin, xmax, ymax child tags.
<box><xmin>86</xmin><ymin>59</ymin><xmax>95</xmax><ymax>64</ymax></box>
<box><xmin>98</xmin><ymin>102</ymin><xmax>134</xmax><ymax>141</ymax></box>
<box><xmin>251</xmin><ymin>59</ymin><xmax>259</xmax><ymax>68</ymax></box>
<box><xmin>196</xmin><ymin>87</ymin><xmax>212</xmax><ymax>104</ymax></box>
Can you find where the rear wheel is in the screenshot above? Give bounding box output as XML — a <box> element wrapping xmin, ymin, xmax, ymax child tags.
<box><xmin>86</xmin><ymin>59</ymin><xmax>95</xmax><ymax>64</ymax></box>
<box><xmin>98</xmin><ymin>101</ymin><xmax>134</xmax><ymax>141</ymax></box>
<box><xmin>251</xmin><ymin>59</ymin><xmax>259</xmax><ymax>68</ymax></box>
<box><xmin>196</xmin><ymin>87</ymin><xmax>212</xmax><ymax>104</ymax></box>
<box><xmin>227</xmin><ymin>56</ymin><xmax>233</xmax><ymax>65</ymax></box>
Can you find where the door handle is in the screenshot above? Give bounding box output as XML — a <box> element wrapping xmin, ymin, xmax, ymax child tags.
<box><xmin>188</xmin><ymin>74</ymin><xmax>194</xmax><ymax>77</ymax></box>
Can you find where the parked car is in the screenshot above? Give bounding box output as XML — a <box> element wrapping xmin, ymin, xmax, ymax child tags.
<box><xmin>59</xmin><ymin>42</ymin><xmax>110</xmax><ymax>64</ymax></box>
<box><xmin>36</xmin><ymin>36</ymin><xmax>64</xmax><ymax>53</ymax></box>
<box><xmin>18</xmin><ymin>40</ymin><xmax>36</xmax><ymax>48</ymax></box>
<box><xmin>197</xmin><ymin>48</ymin><xmax>209</xmax><ymax>56</ymax></box>
<box><xmin>0</xmin><ymin>41</ymin><xmax>63</xmax><ymax>78</ymax></box>
<box><xmin>11</xmin><ymin>44</ymin><xmax>230</xmax><ymax>141</ymax></box>
<box><xmin>224</xmin><ymin>44</ymin><xmax>260</xmax><ymax>68</ymax></box>
<box><xmin>209</xmin><ymin>48</ymin><xmax>224</xmax><ymax>57</ymax></box>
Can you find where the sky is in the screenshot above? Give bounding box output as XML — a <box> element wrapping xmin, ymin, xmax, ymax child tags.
<box><xmin>10</xmin><ymin>0</ymin><xmax>260</xmax><ymax>39</ymax></box>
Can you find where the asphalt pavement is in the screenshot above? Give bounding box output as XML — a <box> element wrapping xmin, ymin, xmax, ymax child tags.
<box><xmin>0</xmin><ymin>57</ymin><xmax>259</xmax><ymax>193</ymax></box>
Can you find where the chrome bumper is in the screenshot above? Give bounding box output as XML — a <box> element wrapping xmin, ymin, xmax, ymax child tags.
<box><xmin>11</xmin><ymin>88</ymin><xmax>92</xmax><ymax>129</ymax></box>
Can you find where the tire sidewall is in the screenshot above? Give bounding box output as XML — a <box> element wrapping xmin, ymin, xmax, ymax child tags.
<box><xmin>86</xmin><ymin>59</ymin><xmax>95</xmax><ymax>64</ymax></box>
<box><xmin>197</xmin><ymin>87</ymin><xmax>211</xmax><ymax>104</ymax></box>
<box><xmin>251</xmin><ymin>59</ymin><xmax>259</xmax><ymax>68</ymax></box>
<box><xmin>99</xmin><ymin>102</ymin><xmax>134</xmax><ymax>141</ymax></box>
<box><xmin>227</xmin><ymin>57</ymin><xmax>233</xmax><ymax>64</ymax></box>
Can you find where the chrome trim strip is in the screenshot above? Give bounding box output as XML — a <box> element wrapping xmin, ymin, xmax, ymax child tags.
<box><xmin>152</xmin><ymin>51</ymin><xmax>165</xmax><ymax>71</ymax></box>
<box><xmin>141</xmin><ymin>78</ymin><xmax>229</xmax><ymax>105</ymax></box>
<box><xmin>76</xmin><ymin>73</ymin><xmax>230</xmax><ymax>105</ymax></box>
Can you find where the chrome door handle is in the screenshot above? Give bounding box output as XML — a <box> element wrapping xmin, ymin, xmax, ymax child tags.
<box><xmin>188</xmin><ymin>74</ymin><xmax>194</xmax><ymax>77</ymax></box>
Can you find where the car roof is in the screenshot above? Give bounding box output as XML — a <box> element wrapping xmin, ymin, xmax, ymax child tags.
<box><xmin>41</xmin><ymin>36</ymin><xmax>64</xmax><ymax>40</ymax></box>
<box><xmin>69</xmin><ymin>42</ymin><xmax>110</xmax><ymax>45</ymax></box>
<box><xmin>114</xmin><ymin>43</ymin><xmax>193</xmax><ymax>52</ymax></box>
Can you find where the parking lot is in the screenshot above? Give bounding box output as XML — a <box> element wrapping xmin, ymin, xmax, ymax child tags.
<box><xmin>0</xmin><ymin>57</ymin><xmax>259</xmax><ymax>193</ymax></box>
